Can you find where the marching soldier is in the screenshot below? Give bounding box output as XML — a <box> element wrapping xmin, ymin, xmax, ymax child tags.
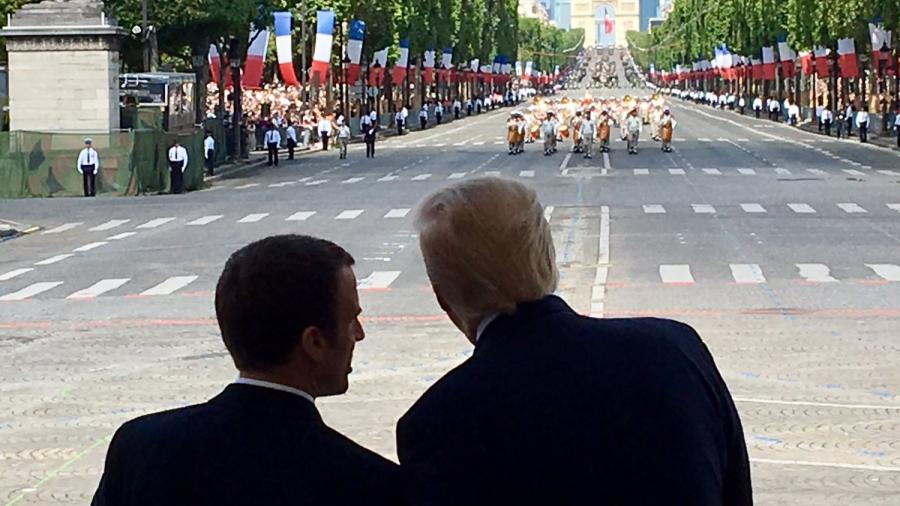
<box><xmin>76</xmin><ymin>138</ymin><xmax>99</xmax><ymax>197</ymax></box>
<box><xmin>597</xmin><ymin>110</ymin><xmax>612</xmax><ymax>153</ymax></box>
<box><xmin>579</xmin><ymin>112</ymin><xmax>596</xmax><ymax>159</ymax></box>
<box><xmin>168</xmin><ymin>139</ymin><xmax>189</xmax><ymax>194</ymax></box>
<box><xmin>624</xmin><ymin>109</ymin><xmax>643</xmax><ymax>155</ymax></box>
<box><xmin>515</xmin><ymin>114</ymin><xmax>526</xmax><ymax>154</ymax></box>
<box><xmin>659</xmin><ymin>108</ymin><xmax>676</xmax><ymax>153</ymax></box>
<box><xmin>541</xmin><ymin>113</ymin><xmax>556</xmax><ymax>156</ymax></box>
<box><xmin>507</xmin><ymin>113</ymin><xmax>519</xmax><ymax>155</ymax></box>
<box><xmin>571</xmin><ymin>111</ymin><xmax>584</xmax><ymax>153</ymax></box>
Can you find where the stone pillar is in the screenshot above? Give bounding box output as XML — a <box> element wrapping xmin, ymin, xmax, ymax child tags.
<box><xmin>0</xmin><ymin>0</ymin><xmax>124</xmax><ymax>132</ymax></box>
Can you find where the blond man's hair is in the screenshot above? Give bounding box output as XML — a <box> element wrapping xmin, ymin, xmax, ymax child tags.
<box><xmin>415</xmin><ymin>177</ymin><xmax>558</xmax><ymax>323</ymax></box>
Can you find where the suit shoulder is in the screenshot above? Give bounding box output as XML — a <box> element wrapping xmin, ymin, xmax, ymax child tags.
<box><xmin>112</xmin><ymin>402</ymin><xmax>213</xmax><ymax>445</ymax></box>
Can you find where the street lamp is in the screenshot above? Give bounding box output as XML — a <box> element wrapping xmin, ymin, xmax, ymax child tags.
<box><xmin>342</xmin><ymin>54</ymin><xmax>351</xmax><ymax>122</ymax></box>
<box><xmin>227</xmin><ymin>37</ymin><xmax>244</xmax><ymax>160</ymax></box>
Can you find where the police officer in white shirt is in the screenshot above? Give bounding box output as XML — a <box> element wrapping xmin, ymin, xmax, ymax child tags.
<box><xmin>204</xmin><ymin>131</ymin><xmax>215</xmax><ymax>176</ymax></box>
<box><xmin>318</xmin><ymin>116</ymin><xmax>332</xmax><ymax>150</ymax></box>
<box><xmin>265</xmin><ymin>124</ymin><xmax>282</xmax><ymax>166</ymax></box>
<box><xmin>821</xmin><ymin>107</ymin><xmax>834</xmax><ymax>136</ymax></box>
<box><xmin>856</xmin><ymin>107</ymin><xmax>870</xmax><ymax>143</ymax></box>
<box><xmin>753</xmin><ymin>96</ymin><xmax>763</xmax><ymax>118</ymax></box>
<box><xmin>76</xmin><ymin>138</ymin><xmax>99</xmax><ymax>197</ymax></box>
<box><xmin>285</xmin><ymin>122</ymin><xmax>298</xmax><ymax>160</ymax></box>
<box><xmin>435</xmin><ymin>101</ymin><xmax>444</xmax><ymax>124</ymax></box>
<box><xmin>453</xmin><ymin>99</ymin><xmax>461</xmax><ymax>119</ymax></box>
<box><xmin>168</xmin><ymin>139</ymin><xmax>189</xmax><ymax>194</ymax></box>
<box><xmin>419</xmin><ymin>104</ymin><xmax>429</xmax><ymax>130</ymax></box>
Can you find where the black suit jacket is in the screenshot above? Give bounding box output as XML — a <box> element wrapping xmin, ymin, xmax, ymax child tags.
<box><xmin>397</xmin><ymin>296</ymin><xmax>752</xmax><ymax>505</ymax></box>
<box><xmin>93</xmin><ymin>384</ymin><xmax>401</xmax><ymax>506</ymax></box>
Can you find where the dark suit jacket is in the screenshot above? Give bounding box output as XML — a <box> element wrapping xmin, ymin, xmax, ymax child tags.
<box><xmin>397</xmin><ymin>295</ymin><xmax>752</xmax><ymax>505</ymax></box>
<box><xmin>93</xmin><ymin>384</ymin><xmax>401</xmax><ymax>506</ymax></box>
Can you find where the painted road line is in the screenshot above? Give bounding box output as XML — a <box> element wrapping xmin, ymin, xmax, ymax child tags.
<box><xmin>237</xmin><ymin>213</ymin><xmax>269</xmax><ymax>223</ymax></box>
<box><xmin>73</xmin><ymin>241</ymin><xmax>108</xmax><ymax>252</ymax></box>
<box><xmin>187</xmin><ymin>215</ymin><xmax>224</xmax><ymax>226</ymax></box>
<box><xmin>702</xmin><ymin>168</ymin><xmax>722</xmax><ymax>175</ymax></box>
<box><xmin>42</xmin><ymin>222</ymin><xmax>82</xmax><ymax>235</ymax></box>
<box><xmin>448</xmin><ymin>172</ymin><xmax>467</xmax><ymax>179</ymax></box>
<box><xmin>519</xmin><ymin>170</ymin><xmax>535</xmax><ymax>178</ymax></box>
<box><xmin>472</xmin><ymin>141</ymin><xmax>485</xmax><ymax>146</ymax></box>
<box><xmin>357</xmin><ymin>271</ymin><xmax>401</xmax><ymax>290</ymax></box>
<box><xmin>837</xmin><ymin>203</ymin><xmax>867</xmax><ymax>213</ymax></box>
<box><xmin>234</xmin><ymin>183</ymin><xmax>260</xmax><ymax>189</ymax></box>
<box><xmin>788</xmin><ymin>203</ymin><xmax>816</xmax><ymax>214</ymax></box>
<box><xmin>342</xmin><ymin>177</ymin><xmax>365</xmax><ymax>184</ymax></box>
<box><xmin>384</xmin><ymin>208</ymin><xmax>411</xmax><ymax>219</ymax></box>
<box><xmin>774</xmin><ymin>168</ymin><xmax>792</xmax><ymax>175</ymax></box>
<box><xmin>0</xmin><ymin>268</ymin><xmax>33</xmax><ymax>281</ymax></box>
<box><xmin>634</xmin><ymin>169</ymin><xmax>649</xmax><ymax>175</ymax></box>
<box><xmin>286</xmin><ymin>211</ymin><xmax>316</xmax><ymax>221</ymax></box>
<box><xmin>377</xmin><ymin>175</ymin><xmax>398</xmax><ymax>182</ymax></box>
<box><xmin>484</xmin><ymin>171</ymin><xmax>501</xmax><ymax>177</ymax></box>
<box><xmin>643</xmin><ymin>205</ymin><xmax>666</xmax><ymax>214</ymax></box>
<box><xmin>692</xmin><ymin>204</ymin><xmax>716</xmax><ymax>214</ymax></box>
<box><xmin>269</xmin><ymin>181</ymin><xmax>296</xmax><ymax>188</ymax></box>
<box><xmin>67</xmin><ymin>278</ymin><xmax>131</xmax><ymax>299</ymax></box>
<box><xmin>335</xmin><ymin>209</ymin><xmax>364</xmax><ymax>220</ymax></box>
<box><xmin>107</xmin><ymin>232</ymin><xmax>137</xmax><ymax>240</ymax></box>
<box><xmin>559</xmin><ymin>153</ymin><xmax>572</xmax><ymax>174</ymax></box>
<box><xmin>796</xmin><ymin>264</ymin><xmax>838</xmax><ymax>283</ymax></box>
<box><xmin>866</xmin><ymin>264</ymin><xmax>900</xmax><ymax>282</ymax></box>
<box><xmin>659</xmin><ymin>265</ymin><xmax>695</xmax><ymax>284</ymax></box>
<box><xmin>807</xmin><ymin>169</ymin><xmax>827</xmax><ymax>175</ymax></box>
<box><xmin>0</xmin><ymin>281</ymin><xmax>63</xmax><ymax>301</ymax></box>
<box><xmin>736</xmin><ymin>138</ymin><xmax>750</xmax><ymax>142</ymax></box>
<box><xmin>140</xmin><ymin>276</ymin><xmax>199</xmax><ymax>296</ymax></box>
<box><xmin>741</xmin><ymin>203</ymin><xmax>767</xmax><ymax>214</ymax></box>
<box><xmin>601</xmin><ymin>152</ymin><xmax>610</xmax><ymax>176</ymax></box>
<box><xmin>888</xmin><ymin>204</ymin><xmax>900</xmax><ymax>214</ymax></box>
<box><xmin>877</xmin><ymin>170</ymin><xmax>900</xmax><ymax>176</ymax></box>
<box><xmin>737</xmin><ymin>168</ymin><xmax>757</xmax><ymax>175</ymax></box>
<box><xmin>730</xmin><ymin>264</ymin><xmax>766</xmax><ymax>284</ymax></box>
<box><xmin>305</xmin><ymin>179</ymin><xmax>328</xmax><ymax>186</ymax></box>
<box><xmin>668</xmin><ymin>168</ymin><xmax>686</xmax><ymax>175</ymax></box>
<box><xmin>543</xmin><ymin>206</ymin><xmax>554</xmax><ymax>222</ymax></box>
<box><xmin>411</xmin><ymin>174</ymin><xmax>432</xmax><ymax>181</ymax></box>
<box><xmin>34</xmin><ymin>254</ymin><xmax>74</xmax><ymax>266</ymax></box>
<box><xmin>843</xmin><ymin>169</ymin><xmax>867</xmax><ymax>177</ymax></box>
<box><xmin>137</xmin><ymin>217</ymin><xmax>175</xmax><ymax>229</ymax></box>
<box><xmin>697</xmin><ymin>138</ymin><xmax>712</xmax><ymax>142</ymax></box>
<box><xmin>590</xmin><ymin>206</ymin><xmax>610</xmax><ymax>317</ymax></box>
<box><xmin>88</xmin><ymin>219</ymin><xmax>129</xmax><ymax>232</ymax></box>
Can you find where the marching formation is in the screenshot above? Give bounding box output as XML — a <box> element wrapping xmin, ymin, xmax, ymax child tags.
<box><xmin>506</xmin><ymin>94</ymin><xmax>676</xmax><ymax>158</ymax></box>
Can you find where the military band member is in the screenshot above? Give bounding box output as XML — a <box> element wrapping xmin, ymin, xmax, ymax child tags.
<box><xmin>659</xmin><ymin>109</ymin><xmax>676</xmax><ymax>153</ymax></box>
<box><xmin>597</xmin><ymin>111</ymin><xmax>612</xmax><ymax>153</ymax></box>
<box><xmin>579</xmin><ymin>113</ymin><xmax>596</xmax><ymax>159</ymax></box>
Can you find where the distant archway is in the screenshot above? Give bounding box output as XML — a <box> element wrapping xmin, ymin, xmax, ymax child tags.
<box><xmin>595</xmin><ymin>4</ymin><xmax>616</xmax><ymax>47</ymax></box>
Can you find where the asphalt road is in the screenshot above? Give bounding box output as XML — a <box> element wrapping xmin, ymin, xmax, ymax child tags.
<box><xmin>2</xmin><ymin>88</ymin><xmax>899</xmax><ymax>505</ymax></box>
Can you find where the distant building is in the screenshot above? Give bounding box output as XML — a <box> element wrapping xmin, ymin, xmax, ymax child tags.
<box><xmin>518</xmin><ymin>0</ymin><xmax>552</xmax><ymax>24</ymax></box>
<box><xmin>569</xmin><ymin>1</ymin><xmax>640</xmax><ymax>47</ymax></box>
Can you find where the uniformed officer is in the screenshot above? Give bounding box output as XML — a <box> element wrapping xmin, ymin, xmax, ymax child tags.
<box><xmin>167</xmin><ymin>139</ymin><xmax>189</xmax><ymax>194</ymax></box>
<box><xmin>203</xmin><ymin>131</ymin><xmax>215</xmax><ymax>176</ymax></box>
<box><xmin>579</xmin><ymin>113</ymin><xmax>596</xmax><ymax>159</ymax></box>
<box><xmin>76</xmin><ymin>138</ymin><xmax>99</xmax><ymax>197</ymax></box>
<box><xmin>264</xmin><ymin>124</ymin><xmax>281</xmax><ymax>166</ymax></box>
<box><xmin>285</xmin><ymin>121</ymin><xmax>298</xmax><ymax>160</ymax></box>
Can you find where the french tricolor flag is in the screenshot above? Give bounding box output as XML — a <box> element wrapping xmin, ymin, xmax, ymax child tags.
<box><xmin>208</xmin><ymin>44</ymin><xmax>222</xmax><ymax>85</ymax></box>
<box><xmin>242</xmin><ymin>26</ymin><xmax>269</xmax><ymax>90</ymax></box>
<box><xmin>310</xmin><ymin>10</ymin><xmax>335</xmax><ymax>83</ymax></box>
<box><xmin>274</xmin><ymin>12</ymin><xmax>299</xmax><ymax>87</ymax></box>
<box><xmin>423</xmin><ymin>47</ymin><xmax>435</xmax><ymax>85</ymax></box>
<box><xmin>346</xmin><ymin>20</ymin><xmax>365</xmax><ymax>85</ymax></box>
<box><xmin>837</xmin><ymin>37</ymin><xmax>858</xmax><ymax>78</ymax></box>
<box><xmin>392</xmin><ymin>39</ymin><xmax>409</xmax><ymax>85</ymax></box>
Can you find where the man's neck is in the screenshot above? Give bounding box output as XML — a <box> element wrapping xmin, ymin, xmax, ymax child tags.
<box><xmin>238</xmin><ymin>371</ymin><xmax>316</xmax><ymax>398</ymax></box>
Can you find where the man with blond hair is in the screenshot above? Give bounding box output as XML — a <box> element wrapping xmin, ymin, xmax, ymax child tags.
<box><xmin>397</xmin><ymin>178</ymin><xmax>752</xmax><ymax>506</ymax></box>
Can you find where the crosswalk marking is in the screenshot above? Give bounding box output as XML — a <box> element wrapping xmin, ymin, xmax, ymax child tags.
<box><xmin>519</xmin><ymin>170</ymin><xmax>535</xmax><ymax>178</ymax></box>
<box><xmin>89</xmin><ymin>219</ymin><xmax>129</xmax><ymax>232</ymax></box>
<box><xmin>0</xmin><ymin>281</ymin><xmax>63</xmax><ymax>301</ymax></box>
<box><xmin>484</xmin><ymin>171</ymin><xmax>501</xmax><ymax>176</ymax></box>
<box><xmin>668</xmin><ymin>168</ymin><xmax>686</xmax><ymax>175</ymax></box>
<box><xmin>737</xmin><ymin>168</ymin><xmax>757</xmax><ymax>175</ymax></box>
<box><xmin>67</xmin><ymin>278</ymin><xmax>130</xmax><ymax>299</ymax></box>
<box><xmin>73</xmin><ymin>241</ymin><xmax>108</xmax><ymax>252</ymax></box>
<box><xmin>659</xmin><ymin>265</ymin><xmax>694</xmax><ymax>284</ymax></box>
<box><xmin>843</xmin><ymin>169</ymin><xmax>866</xmax><ymax>177</ymax></box>
<box><xmin>411</xmin><ymin>174</ymin><xmax>432</xmax><ymax>181</ymax></box>
<box><xmin>378</xmin><ymin>175</ymin><xmax>398</xmax><ymax>182</ymax></box>
<box><xmin>357</xmin><ymin>271</ymin><xmax>401</xmax><ymax>290</ymax></box>
<box><xmin>807</xmin><ymin>169</ymin><xmax>827</xmax><ymax>176</ymax></box>
<box><xmin>107</xmin><ymin>232</ymin><xmax>137</xmax><ymax>240</ymax></box>
<box><xmin>692</xmin><ymin>204</ymin><xmax>716</xmax><ymax>214</ymax></box>
<box><xmin>702</xmin><ymin>168</ymin><xmax>722</xmax><ymax>175</ymax></box>
<box><xmin>774</xmin><ymin>168</ymin><xmax>792</xmax><ymax>175</ymax></box>
<box><xmin>632</xmin><ymin>169</ymin><xmax>649</xmax><ymax>175</ymax></box>
<box><xmin>643</xmin><ymin>205</ymin><xmax>666</xmax><ymax>214</ymax></box>
<box><xmin>493</xmin><ymin>141</ymin><xmax>505</xmax><ymax>145</ymax></box>
<box><xmin>286</xmin><ymin>211</ymin><xmax>316</xmax><ymax>221</ymax></box>
<box><xmin>837</xmin><ymin>203</ymin><xmax>867</xmax><ymax>214</ymax></box>
<box><xmin>269</xmin><ymin>181</ymin><xmax>296</xmax><ymax>188</ymax></box>
<box><xmin>140</xmin><ymin>276</ymin><xmax>199</xmax><ymax>296</ymax></box>
<box><xmin>543</xmin><ymin>206</ymin><xmax>555</xmax><ymax>221</ymax></box>
<box><xmin>737</xmin><ymin>138</ymin><xmax>750</xmax><ymax>142</ymax></box>
<box><xmin>740</xmin><ymin>204</ymin><xmax>766</xmax><ymax>213</ymax></box>
<box><xmin>448</xmin><ymin>172</ymin><xmax>467</xmax><ymax>179</ymax></box>
<box><xmin>343</xmin><ymin>177</ymin><xmax>365</xmax><ymax>184</ymax></box>
<box><xmin>137</xmin><ymin>217</ymin><xmax>175</xmax><ymax>229</ymax></box>
<box><xmin>42</xmin><ymin>222</ymin><xmax>82</xmax><ymax>235</ymax></box>
<box><xmin>866</xmin><ymin>264</ymin><xmax>900</xmax><ymax>282</ymax></box>
<box><xmin>234</xmin><ymin>183</ymin><xmax>260</xmax><ymax>190</ymax></box>
<box><xmin>730</xmin><ymin>264</ymin><xmax>766</xmax><ymax>283</ymax></box>
<box><xmin>384</xmin><ymin>208</ymin><xmax>411</xmax><ymax>219</ymax></box>
<box><xmin>0</xmin><ymin>268</ymin><xmax>33</xmax><ymax>281</ymax></box>
<box><xmin>34</xmin><ymin>254</ymin><xmax>74</xmax><ymax>266</ymax></box>
<box><xmin>187</xmin><ymin>215</ymin><xmax>224</xmax><ymax>226</ymax></box>
<box><xmin>887</xmin><ymin>204</ymin><xmax>900</xmax><ymax>214</ymax></box>
<box><xmin>698</xmin><ymin>138</ymin><xmax>712</xmax><ymax>142</ymax></box>
<box><xmin>335</xmin><ymin>209</ymin><xmax>364</xmax><ymax>220</ymax></box>
<box><xmin>788</xmin><ymin>203</ymin><xmax>816</xmax><ymax>214</ymax></box>
<box><xmin>305</xmin><ymin>179</ymin><xmax>328</xmax><ymax>186</ymax></box>
<box><xmin>877</xmin><ymin>170</ymin><xmax>900</xmax><ymax>176</ymax></box>
<box><xmin>237</xmin><ymin>213</ymin><xmax>269</xmax><ymax>223</ymax></box>
<box><xmin>796</xmin><ymin>264</ymin><xmax>837</xmax><ymax>283</ymax></box>
<box><xmin>473</xmin><ymin>141</ymin><xmax>485</xmax><ymax>146</ymax></box>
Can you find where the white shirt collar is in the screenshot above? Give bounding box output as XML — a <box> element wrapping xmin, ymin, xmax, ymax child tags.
<box><xmin>475</xmin><ymin>313</ymin><xmax>500</xmax><ymax>342</ymax></box>
<box><xmin>234</xmin><ymin>377</ymin><xmax>314</xmax><ymax>404</ymax></box>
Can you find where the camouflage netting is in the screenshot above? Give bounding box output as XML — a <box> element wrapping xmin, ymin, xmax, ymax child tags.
<box><xmin>0</xmin><ymin>129</ymin><xmax>204</xmax><ymax>198</ymax></box>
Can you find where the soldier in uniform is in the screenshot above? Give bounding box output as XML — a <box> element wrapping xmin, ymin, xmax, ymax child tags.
<box><xmin>597</xmin><ymin>110</ymin><xmax>612</xmax><ymax>153</ymax></box>
<box><xmin>507</xmin><ymin>113</ymin><xmax>519</xmax><ymax>155</ymax></box>
<box><xmin>570</xmin><ymin>111</ymin><xmax>584</xmax><ymax>153</ymax></box>
<box><xmin>659</xmin><ymin>108</ymin><xmax>676</xmax><ymax>153</ymax></box>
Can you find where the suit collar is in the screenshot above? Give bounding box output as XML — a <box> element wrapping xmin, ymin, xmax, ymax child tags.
<box><xmin>475</xmin><ymin>295</ymin><xmax>575</xmax><ymax>353</ymax></box>
<box><xmin>212</xmin><ymin>383</ymin><xmax>323</xmax><ymax>423</ymax></box>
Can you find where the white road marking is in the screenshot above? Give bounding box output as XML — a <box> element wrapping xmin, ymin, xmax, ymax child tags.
<box><xmin>736</xmin><ymin>138</ymin><xmax>750</xmax><ymax>142</ymax></box>
<box><xmin>774</xmin><ymin>168</ymin><xmax>792</xmax><ymax>175</ymax></box>
<box><xmin>411</xmin><ymin>174</ymin><xmax>432</xmax><ymax>181</ymax></box>
<box><xmin>543</xmin><ymin>206</ymin><xmax>554</xmax><ymax>221</ymax></box>
<box><xmin>305</xmin><ymin>179</ymin><xmax>328</xmax><ymax>186</ymax></box>
<box><xmin>0</xmin><ymin>281</ymin><xmax>63</xmax><ymax>301</ymax></box>
<box><xmin>887</xmin><ymin>204</ymin><xmax>900</xmax><ymax>214</ymax></box>
<box><xmin>34</xmin><ymin>254</ymin><xmax>74</xmax><ymax>266</ymax></box>
<box><xmin>233</xmin><ymin>183</ymin><xmax>260</xmax><ymax>189</ymax></box>
<box><xmin>702</xmin><ymin>168</ymin><xmax>722</xmax><ymax>175</ymax></box>
<box><xmin>643</xmin><ymin>205</ymin><xmax>666</xmax><ymax>214</ymax></box>
<box><xmin>659</xmin><ymin>265</ymin><xmax>694</xmax><ymax>284</ymax></box>
<box><xmin>357</xmin><ymin>271</ymin><xmax>401</xmax><ymax>290</ymax></box>
<box><xmin>136</xmin><ymin>217</ymin><xmax>175</xmax><ymax>229</ymax></box>
<box><xmin>590</xmin><ymin>206</ymin><xmax>610</xmax><ymax>317</ymax></box>
<box><xmin>237</xmin><ymin>213</ymin><xmax>269</xmax><ymax>223</ymax></box>
<box><xmin>634</xmin><ymin>169</ymin><xmax>649</xmax><ymax>175</ymax></box>
<box><xmin>796</xmin><ymin>264</ymin><xmax>838</xmax><ymax>283</ymax></box>
<box><xmin>472</xmin><ymin>141</ymin><xmax>485</xmax><ymax>146</ymax></box>
<box><xmin>692</xmin><ymin>204</ymin><xmax>716</xmax><ymax>214</ymax></box>
<box><xmin>67</xmin><ymin>278</ymin><xmax>130</xmax><ymax>299</ymax></box>
<box><xmin>484</xmin><ymin>171</ymin><xmax>501</xmax><ymax>177</ymax></box>
<box><xmin>730</xmin><ymin>264</ymin><xmax>766</xmax><ymax>283</ymax></box>
<box><xmin>335</xmin><ymin>209</ymin><xmax>364</xmax><ymax>220</ymax></box>
<box><xmin>342</xmin><ymin>177</ymin><xmax>365</xmax><ymax>184</ymax></box>
<box><xmin>788</xmin><ymin>203</ymin><xmax>816</xmax><ymax>214</ymax></box>
<box><xmin>42</xmin><ymin>222</ymin><xmax>82</xmax><ymax>235</ymax></box>
<box><xmin>733</xmin><ymin>397</ymin><xmax>900</xmax><ymax>410</ymax></box>
<box><xmin>837</xmin><ymin>203</ymin><xmax>867</xmax><ymax>214</ymax></box>
<box><xmin>519</xmin><ymin>170</ymin><xmax>535</xmax><ymax>178</ymax></box>
<box><xmin>877</xmin><ymin>170</ymin><xmax>900</xmax><ymax>176</ymax></box>
<box><xmin>601</xmin><ymin>152</ymin><xmax>610</xmax><ymax>176</ymax></box>
<box><xmin>89</xmin><ymin>219</ymin><xmax>129</xmax><ymax>232</ymax></box>
<box><xmin>493</xmin><ymin>140</ymin><xmax>504</xmax><ymax>145</ymax></box>
<box><xmin>668</xmin><ymin>168</ymin><xmax>686</xmax><ymax>175</ymax></box>
<box><xmin>107</xmin><ymin>232</ymin><xmax>137</xmax><ymax>240</ymax></box>
<box><xmin>269</xmin><ymin>181</ymin><xmax>296</xmax><ymax>188</ymax></box>
<box><xmin>843</xmin><ymin>169</ymin><xmax>866</xmax><ymax>177</ymax></box>
<box><xmin>737</xmin><ymin>168</ymin><xmax>757</xmax><ymax>175</ymax></box>
<box><xmin>377</xmin><ymin>175</ymin><xmax>398</xmax><ymax>182</ymax></box>
<box><xmin>866</xmin><ymin>264</ymin><xmax>900</xmax><ymax>282</ymax></box>
<box><xmin>73</xmin><ymin>241</ymin><xmax>108</xmax><ymax>252</ymax></box>
<box><xmin>697</xmin><ymin>138</ymin><xmax>712</xmax><ymax>142</ymax></box>
<box><xmin>187</xmin><ymin>215</ymin><xmax>224</xmax><ymax>226</ymax></box>
<box><xmin>286</xmin><ymin>211</ymin><xmax>316</xmax><ymax>221</ymax></box>
<box><xmin>140</xmin><ymin>276</ymin><xmax>199</xmax><ymax>296</ymax></box>
<box><xmin>741</xmin><ymin>203</ymin><xmax>766</xmax><ymax>213</ymax></box>
<box><xmin>807</xmin><ymin>169</ymin><xmax>827</xmax><ymax>175</ymax></box>
<box><xmin>559</xmin><ymin>152</ymin><xmax>572</xmax><ymax>174</ymax></box>
<box><xmin>448</xmin><ymin>172</ymin><xmax>467</xmax><ymax>179</ymax></box>
<box><xmin>0</xmin><ymin>268</ymin><xmax>33</xmax><ymax>281</ymax></box>
<box><xmin>384</xmin><ymin>208</ymin><xmax>410</xmax><ymax>219</ymax></box>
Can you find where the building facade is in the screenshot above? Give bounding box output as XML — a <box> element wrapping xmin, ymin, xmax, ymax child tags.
<box><xmin>569</xmin><ymin>0</ymin><xmax>640</xmax><ymax>47</ymax></box>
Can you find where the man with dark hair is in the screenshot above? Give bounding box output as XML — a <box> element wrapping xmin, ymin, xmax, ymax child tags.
<box><xmin>92</xmin><ymin>235</ymin><xmax>400</xmax><ymax>506</ymax></box>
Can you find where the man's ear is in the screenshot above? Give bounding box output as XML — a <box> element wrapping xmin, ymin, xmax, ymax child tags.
<box><xmin>300</xmin><ymin>326</ymin><xmax>328</xmax><ymax>364</ymax></box>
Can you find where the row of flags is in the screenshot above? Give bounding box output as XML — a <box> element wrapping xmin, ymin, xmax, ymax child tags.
<box><xmin>208</xmin><ymin>10</ymin><xmax>525</xmax><ymax>90</ymax></box>
<box><xmin>651</xmin><ymin>24</ymin><xmax>895</xmax><ymax>84</ymax></box>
